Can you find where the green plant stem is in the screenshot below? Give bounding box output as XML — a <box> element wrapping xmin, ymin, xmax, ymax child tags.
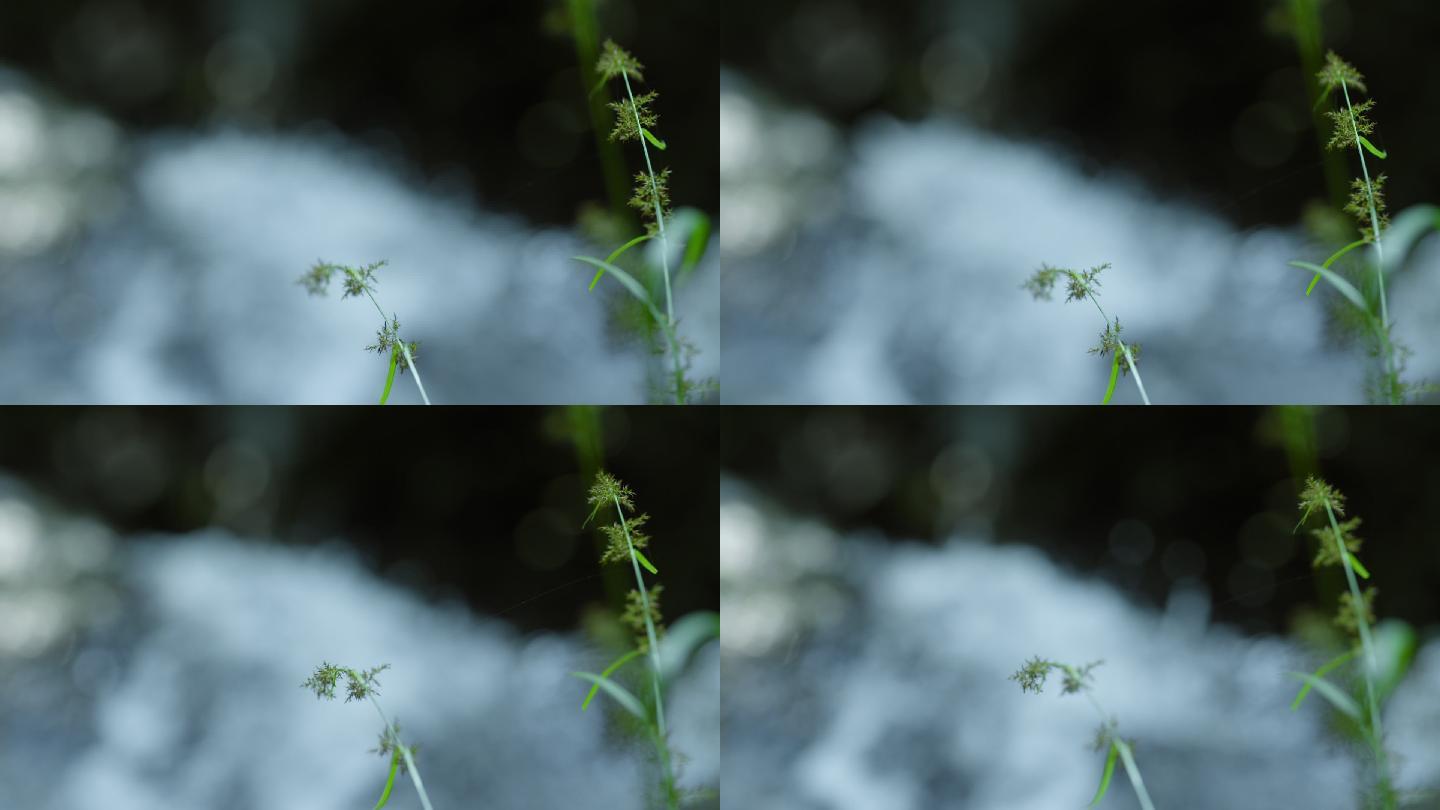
<box><xmin>355</xmin><ymin>281</ymin><xmax>431</xmax><ymax>405</ymax></box>
<box><xmin>1339</xmin><ymin>82</ymin><xmax>1397</xmax><ymax>402</ymax></box>
<box><xmin>612</xmin><ymin>493</ymin><xmax>677</xmax><ymax>807</ymax></box>
<box><xmin>1081</xmin><ymin>288</ymin><xmax>1151</xmax><ymax>405</ymax></box>
<box><xmin>621</xmin><ymin>71</ymin><xmax>673</xmax><ymax>326</ymax></box>
<box><xmin>1081</xmin><ymin>691</ymin><xmax>1156</xmax><ymax>810</ymax></box>
<box><xmin>1322</xmin><ymin>499</ymin><xmax>1392</xmax><ymax>803</ymax></box>
<box><xmin>366</xmin><ymin>697</ymin><xmax>436</xmax><ymax>810</ymax></box>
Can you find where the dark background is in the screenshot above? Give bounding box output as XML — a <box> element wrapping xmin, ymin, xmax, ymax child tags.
<box><xmin>722</xmin><ymin>0</ymin><xmax>1440</xmax><ymax>230</ymax></box>
<box><xmin>0</xmin><ymin>406</ymin><xmax>719</xmax><ymax>634</ymax></box>
<box><xmin>0</xmin><ymin>0</ymin><xmax>717</xmax><ymax>229</ymax></box>
<box><xmin>722</xmin><ymin>406</ymin><xmax>1440</xmax><ymax>636</ymax></box>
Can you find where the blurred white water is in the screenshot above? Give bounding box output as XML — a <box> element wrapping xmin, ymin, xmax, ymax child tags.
<box><xmin>0</xmin><ymin>69</ymin><xmax>717</xmax><ymax>404</ymax></box>
<box><xmin>0</xmin><ymin>477</ymin><xmax>719</xmax><ymax>809</ymax></box>
<box><xmin>720</xmin><ymin>70</ymin><xmax>1440</xmax><ymax>404</ymax></box>
<box><xmin>720</xmin><ymin>478</ymin><xmax>1440</xmax><ymax>810</ymax></box>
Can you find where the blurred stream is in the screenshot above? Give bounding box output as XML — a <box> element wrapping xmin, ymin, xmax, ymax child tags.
<box><xmin>0</xmin><ymin>475</ymin><xmax>719</xmax><ymax>809</ymax></box>
<box><xmin>720</xmin><ymin>477</ymin><xmax>1440</xmax><ymax>809</ymax></box>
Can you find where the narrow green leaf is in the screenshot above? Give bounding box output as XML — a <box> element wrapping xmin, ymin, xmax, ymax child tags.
<box><xmin>1101</xmin><ymin>351</ymin><xmax>1120</xmax><ymax>405</ymax></box>
<box><xmin>641</xmin><ymin>128</ymin><xmax>668</xmax><ymax>151</ymax></box>
<box><xmin>1090</xmin><ymin>742</ymin><xmax>1119</xmax><ymax>807</ymax></box>
<box><xmin>1290</xmin><ymin>649</ymin><xmax>1356</xmax><ymax>710</ymax></box>
<box><xmin>679</xmin><ymin>212</ymin><xmax>712</xmax><ymax>279</ymax></box>
<box><xmin>633</xmin><ymin>547</ymin><xmax>659</xmax><ymax>575</ymax></box>
<box><xmin>378</xmin><ymin>346</ymin><xmax>400</xmax><ymax>405</ymax></box>
<box><xmin>588</xmin><ymin>234</ymin><xmax>655</xmax><ymax>291</ymax></box>
<box><xmin>1373</xmin><ymin>619</ymin><xmax>1418</xmax><ymax>701</ymax></box>
<box><xmin>1357</xmin><ymin>135</ymin><xmax>1387</xmax><ymax>159</ymax></box>
<box><xmin>571</xmin><ymin>671</ymin><xmax>646</xmax><ymax>719</ymax></box>
<box><xmin>572</xmin><ymin>256</ymin><xmax>667</xmax><ymax>325</ymax></box>
<box><xmin>1288</xmin><ymin>260</ymin><xmax>1368</xmax><ymax>310</ymax></box>
<box><xmin>374</xmin><ymin>748</ymin><xmax>400</xmax><ymax>809</ymax></box>
<box><xmin>658</xmin><ymin>610</ymin><xmax>720</xmax><ymax>682</ymax></box>
<box><xmin>1382</xmin><ymin>205</ymin><xmax>1440</xmax><ymax>279</ymax></box>
<box><xmin>1306</xmin><ymin>238</ymin><xmax>1370</xmax><ymax>296</ymax></box>
<box><xmin>1288</xmin><ymin>671</ymin><xmax>1361</xmax><ymax>720</ymax></box>
<box><xmin>1345</xmin><ymin>551</ymin><xmax>1370</xmax><ymax>579</ymax></box>
<box><xmin>580</xmin><ymin>648</ymin><xmax>643</xmax><ymax>711</ymax></box>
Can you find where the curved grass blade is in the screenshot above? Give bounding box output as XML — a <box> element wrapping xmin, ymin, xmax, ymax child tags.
<box><xmin>1090</xmin><ymin>742</ymin><xmax>1119</xmax><ymax>807</ymax></box>
<box><xmin>580</xmin><ymin>648</ymin><xmax>643</xmax><ymax>711</ymax></box>
<box><xmin>1288</xmin><ymin>671</ymin><xmax>1361</xmax><ymax>720</ymax></box>
<box><xmin>1289</xmin><ymin>260</ymin><xmax>1367</xmax><ymax>310</ymax></box>
<box><xmin>588</xmin><ymin>234</ymin><xmax>655</xmax><ymax>291</ymax></box>
<box><xmin>1374</xmin><ymin>619</ymin><xmax>1418</xmax><ymax>701</ymax></box>
<box><xmin>374</xmin><ymin>748</ymin><xmax>400</xmax><ymax>809</ymax></box>
<box><xmin>1383</xmin><ymin>205</ymin><xmax>1440</xmax><ymax>278</ymax></box>
<box><xmin>1307</xmin><ymin>239</ymin><xmax>1369</xmax><ymax>295</ymax></box>
<box><xmin>1291</xmin><ymin>649</ymin><xmax>1356</xmax><ymax>710</ymax></box>
<box><xmin>678</xmin><ymin>210</ymin><xmax>712</xmax><ymax>282</ymax></box>
<box><xmin>1101</xmin><ymin>351</ymin><xmax>1120</xmax><ymax>405</ymax></box>
<box><xmin>571</xmin><ymin>670</ymin><xmax>646</xmax><ymax>719</ymax></box>
<box><xmin>634</xmin><ymin>547</ymin><xmax>659</xmax><ymax>575</ymax></box>
<box><xmin>1344</xmin><ymin>551</ymin><xmax>1370</xmax><ymax>579</ymax></box>
<box><xmin>572</xmin><ymin>256</ymin><xmax>667</xmax><ymax>325</ymax></box>
<box><xmin>378</xmin><ymin>346</ymin><xmax>400</xmax><ymax>405</ymax></box>
<box><xmin>658</xmin><ymin>610</ymin><xmax>720</xmax><ymax>681</ymax></box>
<box><xmin>1357</xmin><ymin>136</ymin><xmax>1387</xmax><ymax>160</ymax></box>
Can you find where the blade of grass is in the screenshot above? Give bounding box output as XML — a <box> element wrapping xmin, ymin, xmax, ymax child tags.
<box><xmin>573</xmin><ymin>256</ymin><xmax>667</xmax><ymax>325</ymax></box>
<box><xmin>571</xmin><ymin>671</ymin><xmax>647</xmax><ymax>719</ymax></box>
<box><xmin>589</xmin><ymin>234</ymin><xmax>655</xmax><ymax>291</ymax></box>
<box><xmin>1357</xmin><ymin>136</ymin><xmax>1387</xmax><ymax>160</ymax></box>
<box><xmin>1291</xmin><ymin>649</ymin><xmax>1357</xmax><ymax>710</ymax></box>
<box><xmin>1289</xmin><ymin>260</ymin><xmax>1368</xmax><ymax>309</ymax></box>
<box><xmin>1288</xmin><ymin>671</ymin><xmax>1361</xmax><ymax>720</ymax></box>
<box><xmin>1090</xmin><ymin>742</ymin><xmax>1119</xmax><ymax>807</ymax></box>
<box><xmin>374</xmin><ymin>748</ymin><xmax>400</xmax><ymax>809</ymax></box>
<box><xmin>1306</xmin><ymin>238</ymin><xmax>1369</xmax><ymax>296</ymax></box>
<box><xmin>1101</xmin><ymin>351</ymin><xmax>1120</xmax><ymax>404</ymax></box>
<box><xmin>378</xmin><ymin>346</ymin><xmax>400</xmax><ymax>405</ymax></box>
<box><xmin>580</xmin><ymin>648</ymin><xmax>643</xmax><ymax>711</ymax></box>
<box><xmin>634</xmin><ymin>548</ymin><xmax>659</xmax><ymax>575</ymax></box>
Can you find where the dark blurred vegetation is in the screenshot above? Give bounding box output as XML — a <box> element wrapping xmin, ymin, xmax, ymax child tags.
<box><xmin>0</xmin><ymin>0</ymin><xmax>716</xmax><ymax>228</ymax></box>
<box><xmin>722</xmin><ymin>0</ymin><xmax>1440</xmax><ymax>229</ymax></box>
<box><xmin>722</xmin><ymin>406</ymin><xmax>1440</xmax><ymax>635</ymax></box>
<box><xmin>0</xmin><ymin>406</ymin><xmax>718</xmax><ymax>633</ymax></box>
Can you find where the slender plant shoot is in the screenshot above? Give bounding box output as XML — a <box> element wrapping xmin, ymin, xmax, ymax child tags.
<box><xmin>576</xmin><ymin>41</ymin><xmax>708</xmax><ymax>404</ymax></box>
<box><xmin>1023</xmin><ymin>263</ymin><xmax>1151</xmax><ymax>404</ymax></box>
<box><xmin>1012</xmin><ymin>658</ymin><xmax>1157</xmax><ymax>810</ymax></box>
<box><xmin>573</xmin><ymin>471</ymin><xmax>679</xmax><ymax>808</ymax></box>
<box><xmin>299</xmin><ymin>260</ymin><xmax>430</xmax><ymax>405</ymax></box>
<box><xmin>1291</xmin><ymin>477</ymin><xmax>1397</xmax><ymax>808</ymax></box>
<box><xmin>302</xmin><ymin>663</ymin><xmax>438</xmax><ymax>810</ymax></box>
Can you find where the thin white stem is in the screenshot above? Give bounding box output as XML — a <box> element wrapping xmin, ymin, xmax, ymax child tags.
<box><xmin>1082</xmin><ymin>284</ymin><xmax>1151</xmax><ymax>405</ymax></box>
<box><xmin>621</xmin><ymin>71</ymin><xmax>673</xmax><ymax>327</ymax></box>
<box><xmin>359</xmin><ymin>285</ymin><xmax>432</xmax><ymax>406</ymax></box>
<box><xmin>1323</xmin><ymin>501</ymin><xmax>1390</xmax><ymax>787</ymax></box>
<box><xmin>1340</xmin><ymin>82</ymin><xmax>1396</xmax><ymax>400</ymax></box>
<box><xmin>1114</xmin><ymin>740</ymin><xmax>1157</xmax><ymax>810</ymax></box>
<box><xmin>368</xmin><ymin>696</ymin><xmax>437</xmax><ymax>810</ymax></box>
<box><xmin>1080</xmin><ymin>686</ymin><xmax>1156</xmax><ymax>810</ymax></box>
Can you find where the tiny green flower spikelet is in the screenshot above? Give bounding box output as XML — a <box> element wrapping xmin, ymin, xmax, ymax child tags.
<box><xmin>596</xmin><ymin>38</ymin><xmax>644</xmax><ymax>82</ymax></box>
<box><xmin>621</xmin><ymin>584</ymin><xmax>665</xmax><ymax>653</ymax></box>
